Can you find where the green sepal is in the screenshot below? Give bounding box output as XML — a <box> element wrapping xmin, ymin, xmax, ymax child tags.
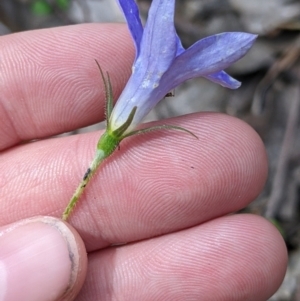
<box><xmin>122</xmin><ymin>124</ymin><xmax>198</xmax><ymax>139</ymax></box>
<box><xmin>94</xmin><ymin>61</ymin><xmax>196</xmax><ymax>150</ymax></box>
<box><xmin>111</xmin><ymin>106</ymin><xmax>137</xmax><ymax>138</ymax></box>
<box><xmin>94</xmin><ymin>60</ymin><xmax>114</xmax><ymax>126</ymax></box>
<box><xmin>106</xmin><ymin>73</ymin><xmax>114</xmax><ymax>122</ymax></box>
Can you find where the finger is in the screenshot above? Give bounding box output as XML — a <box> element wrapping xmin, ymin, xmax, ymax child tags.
<box><xmin>0</xmin><ymin>113</ymin><xmax>267</xmax><ymax>250</ymax></box>
<box><xmin>0</xmin><ymin>23</ymin><xmax>134</xmax><ymax>150</ymax></box>
<box><xmin>74</xmin><ymin>214</ymin><xmax>287</xmax><ymax>301</ymax></box>
<box><xmin>0</xmin><ymin>216</ymin><xmax>87</xmax><ymax>301</ymax></box>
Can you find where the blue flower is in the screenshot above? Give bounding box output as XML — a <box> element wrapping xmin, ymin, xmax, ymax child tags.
<box><xmin>109</xmin><ymin>0</ymin><xmax>257</xmax><ymax>135</ymax></box>
<box><xmin>62</xmin><ymin>0</ymin><xmax>257</xmax><ymax>220</ymax></box>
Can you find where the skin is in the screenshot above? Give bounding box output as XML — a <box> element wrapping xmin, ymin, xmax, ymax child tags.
<box><xmin>0</xmin><ymin>24</ymin><xmax>287</xmax><ymax>301</ymax></box>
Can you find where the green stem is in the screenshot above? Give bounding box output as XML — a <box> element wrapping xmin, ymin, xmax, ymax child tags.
<box><xmin>62</xmin><ymin>130</ymin><xmax>120</xmax><ymax>221</ymax></box>
<box><xmin>62</xmin><ymin>149</ymin><xmax>105</xmax><ymax>220</ymax></box>
<box><xmin>62</xmin><ymin>65</ymin><xmax>139</xmax><ymax>221</ymax></box>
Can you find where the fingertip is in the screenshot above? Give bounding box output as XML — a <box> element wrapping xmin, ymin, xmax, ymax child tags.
<box><xmin>194</xmin><ymin>112</ymin><xmax>268</xmax><ymax>206</ymax></box>
<box><xmin>59</xmin><ymin>219</ymin><xmax>88</xmax><ymax>301</ymax></box>
<box><xmin>133</xmin><ymin>112</ymin><xmax>268</xmax><ymax>212</ymax></box>
<box><xmin>0</xmin><ymin>216</ymin><xmax>87</xmax><ymax>301</ymax></box>
<box><xmin>242</xmin><ymin>213</ymin><xmax>288</xmax><ymax>271</ymax></box>
<box><xmin>74</xmin><ymin>213</ymin><xmax>287</xmax><ymax>301</ymax></box>
<box><xmin>219</xmin><ymin>214</ymin><xmax>288</xmax><ymax>299</ymax></box>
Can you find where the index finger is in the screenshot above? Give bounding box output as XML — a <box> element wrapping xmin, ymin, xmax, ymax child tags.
<box><xmin>0</xmin><ymin>23</ymin><xmax>134</xmax><ymax>150</ymax></box>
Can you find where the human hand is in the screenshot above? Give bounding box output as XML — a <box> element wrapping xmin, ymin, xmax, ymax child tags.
<box><xmin>0</xmin><ymin>24</ymin><xmax>287</xmax><ymax>301</ymax></box>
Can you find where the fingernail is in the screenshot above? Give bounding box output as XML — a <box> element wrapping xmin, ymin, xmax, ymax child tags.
<box><xmin>0</xmin><ymin>216</ymin><xmax>82</xmax><ymax>301</ymax></box>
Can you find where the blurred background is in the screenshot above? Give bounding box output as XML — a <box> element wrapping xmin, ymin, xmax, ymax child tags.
<box><xmin>1</xmin><ymin>0</ymin><xmax>300</xmax><ymax>299</ymax></box>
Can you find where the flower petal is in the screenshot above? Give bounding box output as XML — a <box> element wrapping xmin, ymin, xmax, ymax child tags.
<box><xmin>161</xmin><ymin>32</ymin><xmax>257</xmax><ymax>89</ymax></box>
<box><xmin>134</xmin><ymin>0</ymin><xmax>177</xmax><ymax>79</ymax></box>
<box><xmin>111</xmin><ymin>0</ymin><xmax>179</xmax><ymax>131</ymax></box>
<box><xmin>176</xmin><ymin>33</ymin><xmax>185</xmax><ymax>55</ymax></box>
<box><xmin>118</xmin><ymin>0</ymin><xmax>143</xmax><ymax>58</ymax></box>
<box><xmin>203</xmin><ymin>71</ymin><xmax>241</xmax><ymax>89</ymax></box>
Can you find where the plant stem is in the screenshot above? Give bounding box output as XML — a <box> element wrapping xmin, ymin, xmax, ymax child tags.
<box><xmin>62</xmin><ymin>149</ymin><xmax>106</xmax><ymax>220</ymax></box>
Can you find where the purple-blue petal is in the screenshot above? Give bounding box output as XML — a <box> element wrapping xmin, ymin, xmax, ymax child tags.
<box><xmin>176</xmin><ymin>33</ymin><xmax>185</xmax><ymax>55</ymax></box>
<box><xmin>118</xmin><ymin>0</ymin><xmax>143</xmax><ymax>59</ymax></box>
<box><xmin>204</xmin><ymin>71</ymin><xmax>241</xmax><ymax>89</ymax></box>
<box><xmin>161</xmin><ymin>32</ymin><xmax>257</xmax><ymax>89</ymax></box>
<box><xmin>134</xmin><ymin>0</ymin><xmax>177</xmax><ymax>78</ymax></box>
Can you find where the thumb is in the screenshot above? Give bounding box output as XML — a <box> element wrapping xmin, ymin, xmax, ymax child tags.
<box><xmin>0</xmin><ymin>216</ymin><xmax>87</xmax><ymax>301</ymax></box>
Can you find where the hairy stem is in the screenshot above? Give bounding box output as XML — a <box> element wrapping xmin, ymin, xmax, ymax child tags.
<box><xmin>62</xmin><ymin>129</ymin><xmax>121</xmax><ymax>221</ymax></box>
<box><xmin>62</xmin><ymin>149</ymin><xmax>106</xmax><ymax>220</ymax></box>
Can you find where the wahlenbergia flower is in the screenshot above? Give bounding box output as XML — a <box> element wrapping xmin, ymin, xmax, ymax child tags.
<box><xmin>109</xmin><ymin>0</ymin><xmax>257</xmax><ymax>134</ymax></box>
<box><xmin>62</xmin><ymin>0</ymin><xmax>257</xmax><ymax>220</ymax></box>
